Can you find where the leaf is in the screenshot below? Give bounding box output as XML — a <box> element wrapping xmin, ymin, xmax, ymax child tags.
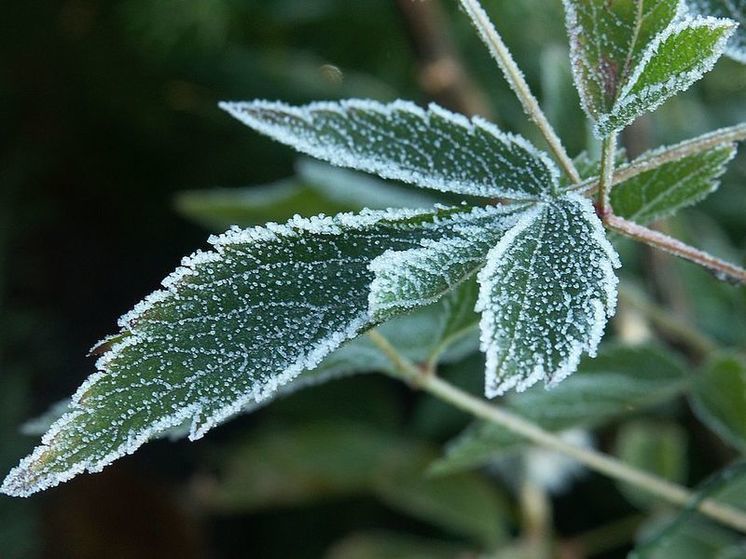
<box><xmin>1</xmin><ymin>204</ymin><xmax>523</xmax><ymax>497</ymax></box>
<box><xmin>688</xmin><ymin>0</ymin><xmax>746</xmax><ymax>63</ymax></box>
<box><xmin>476</xmin><ymin>194</ymin><xmax>620</xmax><ymax>396</ymax></box>
<box><xmin>431</xmin><ymin>345</ymin><xmax>688</xmax><ymax>475</ymax></box>
<box><xmin>690</xmin><ymin>353</ymin><xmax>746</xmax><ymax>453</ymax></box>
<box><xmin>611</xmin><ymin>143</ymin><xmax>737</xmax><ymax>224</ymax></box>
<box><xmin>614</xmin><ymin>420</ymin><xmax>688</xmax><ymax>509</ymax></box>
<box><xmin>630</xmin><ymin>462</ymin><xmax>746</xmax><ymax>558</ymax></box>
<box><xmin>602</xmin><ymin>17</ymin><xmax>737</xmax><ymax>135</ymax></box>
<box><xmin>563</xmin><ymin>0</ymin><xmax>736</xmax><ymax>136</ymax></box>
<box><xmin>219</xmin><ymin>99</ymin><xmax>560</xmax><ymax>200</ymax></box>
<box><xmin>175</xmin><ymin>159</ymin><xmax>439</xmax><ymax>230</ymax></box>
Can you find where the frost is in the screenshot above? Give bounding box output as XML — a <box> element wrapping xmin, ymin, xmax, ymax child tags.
<box><xmin>368</xmin><ymin>204</ymin><xmax>529</xmax><ymax>320</ymax></box>
<box><xmin>476</xmin><ymin>194</ymin><xmax>620</xmax><ymax>397</ymax></box>
<box><xmin>563</xmin><ymin>0</ymin><xmax>735</xmax><ymax>136</ymax></box>
<box><xmin>688</xmin><ymin>0</ymin><xmax>746</xmax><ymax>62</ymax></box>
<box><xmin>219</xmin><ymin>99</ymin><xmax>560</xmax><ymax>201</ymax></box>
<box><xmin>1</xmin><ymin>204</ymin><xmax>501</xmax><ymax>497</ymax></box>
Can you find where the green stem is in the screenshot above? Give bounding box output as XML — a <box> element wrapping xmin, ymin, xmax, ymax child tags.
<box><xmin>457</xmin><ymin>0</ymin><xmax>582</xmax><ymax>184</ymax></box>
<box><xmin>367</xmin><ymin>330</ymin><xmax>746</xmax><ymax>534</ymax></box>
<box><xmin>598</xmin><ymin>135</ymin><xmax>617</xmax><ymax>217</ymax></box>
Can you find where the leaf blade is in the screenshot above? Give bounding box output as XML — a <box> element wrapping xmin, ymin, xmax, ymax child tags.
<box><xmin>220</xmin><ymin>99</ymin><xmax>559</xmax><ymax>200</ymax></box>
<box><xmin>1</xmin><ymin>204</ymin><xmax>516</xmax><ymax>497</ymax></box>
<box><xmin>611</xmin><ymin>143</ymin><xmax>737</xmax><ymax>224</ymax></box>
<box><xmin>476</xmin><ymin>194</ymin><xmax>620</xmax><ymax>396</ymax></box>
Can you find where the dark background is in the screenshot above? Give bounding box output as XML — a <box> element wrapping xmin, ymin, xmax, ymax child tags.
<box><xmin>1</xmin><ymin>1</ymin><xmax>745</xmax><ymax>557</ymax></box>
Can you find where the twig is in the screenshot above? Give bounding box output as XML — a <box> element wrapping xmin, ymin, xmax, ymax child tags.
<box><xmin>367</xmin><ymin>330</ymin><xmax>746</xmax><ymax>534</ymax></box>
<box><xmin>396</xmin><ymin>0</ymin><xmax>492</xmax><ymax>117</ymax></box>
<box><xmin>607</xmin><ymin>215</ymin><xmax>746</xmax><ymax>285</ymax></box>
<box><xmin>457</xmin><ymin>0</ymin><xmax>582</xmax><ymax>184</ymax></box>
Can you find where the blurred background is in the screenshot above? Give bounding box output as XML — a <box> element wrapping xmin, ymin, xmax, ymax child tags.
<box><xmin>1</xmin><ymin>1</ymin><xmax>745</xmax><ymax>558</ymax></box>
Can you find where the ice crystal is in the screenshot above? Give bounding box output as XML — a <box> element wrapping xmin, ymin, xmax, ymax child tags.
<box><xmin>688</xmin><ymin>0</ymin><xmax>746</xmax><ymax>62</ymax></box>
<box><xmin>476</xmin><ymin>194</ymin><xmax>620</xmax><ymax>397</ymax></box>
<box><xmin>219</xmin><ymin>99</ymin><xmax>560</xmax><ymax>200</ymax></box>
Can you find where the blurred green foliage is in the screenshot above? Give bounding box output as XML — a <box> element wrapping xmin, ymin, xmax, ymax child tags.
<box><xmin>1</xmin><ymin>0</ymin><xmax>746</xmax><ymax>557</ymax></box>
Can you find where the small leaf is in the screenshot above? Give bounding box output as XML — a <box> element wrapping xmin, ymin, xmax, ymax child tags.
<box><xmin>600</xmin><ymin>16</ymin><xmax>737</xmax><ymax>135</ymax></box>
<box><xmin>431</xmin><ymin>345</ymin><xmax>688</xmax><ymax>475</ymax></box>
<box><xmin>477</xmin><ymin>194</ymin><xmax>620</xmax><ymax>396</ymax></box>
<box><xmin>614</xmin><ymin>420</ymin><xmax>688</xmax><ymax>509</ymax></box>
<box><xmin>563</xmin><ymin>0</ymin><xmax>736</xmax><ymax>136</ymax></box>
<box><xmin>220</xmin><ymin>99</ymin><xmax>560</xmax><ymax>200</ymax></box>
<box><xmin>688</xmin><ymin>0</ymin><xmax>746</xmax><ymax>63</ymax></box>
<box><xmin>2</xmin><ymin>204</ymin><xmax>518</xmax><ymax>497</ymax></box>
<box><xmin>690</xmin><ymin>353</ymin><xmax>746</xmax><ymax>452</ymax></box>
<box><xmin>611</xmin><ymin>143</ymin><xmax>737</xmax><ymax>224</ymax></box>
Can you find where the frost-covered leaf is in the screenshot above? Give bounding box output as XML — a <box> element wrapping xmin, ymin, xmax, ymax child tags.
<box><xmin>690</xmin><ymin>353</ymin><xmax>746</xmax><ymax>453</ymax></box>
<box><xmin>614</xmin><ymin>420</ymin><xmax>688</xmax><ymax>509</ymax></box>
<box><xmin>1</xmin><ymin>204</ymin><xmax>524</xmax><ymax>497</ymax></box>
<box><xmin>611</xmin><ymin>143</ymin><xmax>737</xmax><ymax>224</ymax></box>
<box><xmin>431</xmin><ymin>345</ymin><xmax>688</xmax><ymax>475</ymax></box>
<box><xmin>688</xmin><ymin>0</ymin><xmax>746</xmax><ymax>62</ymax></box>
<box><xmin>220</xmin><ymin>99</ymin><xmax>560</xmax><ymax>200</ymax></box>
<box><xmin>563</xmin><ymin>0</ymin><xmax>736</xmax><ymax>136</ymax></box>
<box><xmin>477</xmin><ymin>194</ymin><xmax>620</xmax><ymax>396</ymax></box>
<box><xmin>176</xmin><ymin>159</ymin><xmax>439</xmax><ymax>230</ymax></box>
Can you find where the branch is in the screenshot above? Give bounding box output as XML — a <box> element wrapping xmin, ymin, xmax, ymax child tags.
<box><xmin>396</xmin><ymin>0</ymin><xmax>492</xmax><ymax>117</ymax></box>
<box><xmin>606</xmin><ymin>215</ymin><xmax>746</xmax><ymax>285</ymax></box>
<box><xmin>367</xmin><ymin>330</ymin><xmax>746</xmax><ymax>534</ymax></box>
<box><xmin>456</xmin><ymin>0</ymin><xmax>582</xmax><ymax>184</ymax></box>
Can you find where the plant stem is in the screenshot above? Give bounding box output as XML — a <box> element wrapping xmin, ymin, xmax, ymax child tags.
<box><xmin>367</xmin><ymin>330</ymin><xmax>746</xmax><ymax>534</ymax></box>
<box><xmin>457</xmin><ymin>0</ymin><xmax>582</xmax><ymax>184</ymax></box>
<box><xmin>607</xmin><ymin>215</ymin><xmax>746</xmax><ymax>285</ymax></box>
<box><xmin>597</xmin><ymin>135</ymin><xmax>617</xmax><ymax>217</ymax></box>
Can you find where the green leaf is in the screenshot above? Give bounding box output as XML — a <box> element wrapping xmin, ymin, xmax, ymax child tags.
<box><xmin>220</xmin><ymin>99</ymin><xmax>561</xmax><ymax>200</ymax></box>
<box><xmin>175</xmin><ymin>159</ymin><xmax>438</xmax><ymax>230</ymax></box>
<box><xmin>563</xmin><ymin>0</ymin><xmax>736</xmax><ymax>136</ymax></box>
<box><xmin>477</xmin><ymin>194</ymin><xmax>619</xmax><ymax>396</ymax></box>
<box><xmin>611</xmin><ymin>143</ymin><xmax>737</xmax><ymax>224</ymax></box>
<box><xmin>198</xmin><ymin>421</ymin><xmax>509</xmax><ymax>548</ymax></box>
<box><xmin>630</xmin><ymin>462</ymin><xmax>746</xmax><ymax>558</ymax></box>
<box><xmin>688</xmin><ymin>0</ymin><xmax>746</xmax><ymax>63</ymax></box>
<box><xmin>1</xmin><ymin>204</ymin><xmax>523</xmax><ymax>497</ymax></box>
<box><xmin>431</xmin><ymin>345</ymin><xmax>688</xmax><ymax>475</ymax></box>
<box><xmin>603</xmin><ymin>17</ymin><xmax>737</xmax><ymax>135</ymax></box>
<box><xmin>690</xmin><ymin>353</ymin><xmax>746</xmax><ymax>453</ymax></box>
<box><xmin>614</xmin><ymin>420</ymin><xmax>688</xmax><ymax>509</ymax></box>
